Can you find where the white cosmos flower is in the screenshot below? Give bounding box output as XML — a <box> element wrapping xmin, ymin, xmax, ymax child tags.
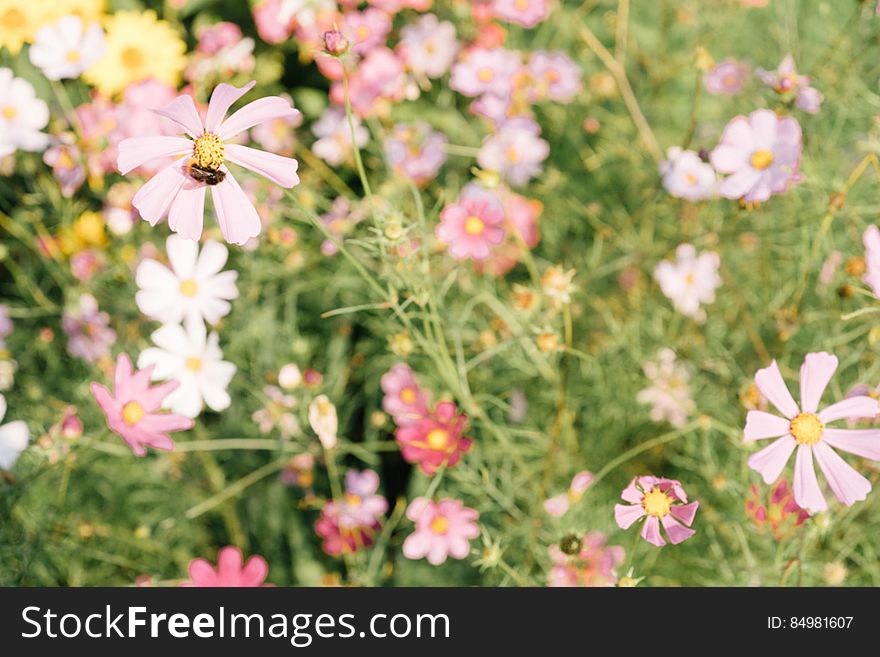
<box><xmin>29</xmin><ymin>16</ymin><xmax>106</xmax><ymax>81</ymax></box>
<box><xmin>137</xmin><ymin>318</ymin><xmax>236</xmax><ymax>418</ymax></box>
<box><xmin>0</xmin><ymin>68</ymin><xmax>49</xmax><ymax>154</ymax></box>
<box><xmin>136</xmin><ymin>234</ymin><xmax>238</xmax><ymax>326</ymax></box>
<box><xmin>0</xmin><ymin>393</ymin><xmax>29</xmax><ymax>470</ymax></box>
<box><xmin>654</xmin><ymin>244</ymin><xmax>721</xmax><ymax>322</ymax></box>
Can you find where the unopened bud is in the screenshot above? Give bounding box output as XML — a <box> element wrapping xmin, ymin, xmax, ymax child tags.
<box><xmin>323</xmin><ymin>30</ymin><xmax>349</xmax><ymax>56</ymax></box>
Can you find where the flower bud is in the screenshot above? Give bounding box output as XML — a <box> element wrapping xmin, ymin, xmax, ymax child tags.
<box><xmin>323</xmin><ymin>30</ymin><xmax>349</xmax><ymax>56</ymax></box>
<box><xmin>309</xmin><ymin>395</ymin><xmax>338</xmax><ymax>450</ymax></box>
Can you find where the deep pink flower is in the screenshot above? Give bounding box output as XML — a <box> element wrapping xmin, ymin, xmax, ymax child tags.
<box><xmin>436</xmin><ymin>186</ymin><xmax>506</xmax><ymax>261</ymax></box>
<box><xmin>90</xmin><ymin>353</ymin><xmax>193</xmax><ymax>456</ymax></box>
<box><xmin>118</xmin><ymin>81</ymin><xmax>301</xmax><ymax>245</ymax></box>
<box><xmin>315</xmin><ymin>472</ymin><xmax>386</xmax><ymax>557</ymax></box>
<box><xmin>395</xmin><ymin>401</ymin><xmax>473</xmax><ymax>475</ymax></box>
<box><xmin>182</xmin><ymin>546</ymin><xmax>270</xmax><ymax>587</ymax></box>
<box><xmin>381</xmin><ymin>363</ymin><xmax>430</xmax><ymax>426</ymax></box>
<box><xmin>548</xmin><ymin>531</ymin><xmax>624</xmax><ymax>587</ymax></box>
<box><xmin>402</xmin><ymin>497</ymin><xmax>480</xmax><ymax>565</ymax></box>
<box><xmin>492</xmin><ymin>0</ymin><xmax>549</xmax><ymax>28</ymax></box>
<box><xmin>614</xmin><ymin>476</ymin><xmax>699</xmax><ymax>547</ymax></box>
<box><xmin>709</xmin><ymin>108</ymin><xmax>802</xmax><ymax>203</ymax></box>
<box><xmin>743</xmin><ymin>352</ymin><xmax>880</xmax><ymax>513</ymax></box>
<box><xmin>745</xmin><ymin>479</ymin><xmax>809</xmax><ymax>539</ymax></box>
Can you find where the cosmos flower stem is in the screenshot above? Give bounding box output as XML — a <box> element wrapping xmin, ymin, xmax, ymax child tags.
<box><xmin>363</xmin><ymin>496</ymin><xmax>408</xmax><ymax>586</ymax></box>
<box><xmin>185</xmin><ymin>458</ymin><xmax>287</xmax><ymax>519</ymax></box>
<box><xmin>614</xmin><ymin>0</ymin><xmax>630</xmax><ymax>64</ymax></box>
<box><xmin>623</xmin><ymin>523</ymin><xmax>642</xmax><ymax>573</ymax></box>
<box><xmin>340</xmin><ymin>62</ymin><xmax>375</xmax><ymax>203</ymax></box>
<box><xmin>681</xmin><ymin>69</ymin><xmax>704</xmax><ymax>151</ymax></box>
<box><xmin>293</xmin><ymin>142</ymin><xmax>354</xmax><ymax>199</ymax></box>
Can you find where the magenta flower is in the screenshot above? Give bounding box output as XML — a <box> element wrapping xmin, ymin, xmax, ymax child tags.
<box><xmin>117</xmin><ymin>80</ymin><xmax>301</xmax><ymax>245</ymax></box>
<box><xmin>492</xmin><ymin>0</ymin><xmax>549</xmax><ymax>28</ymax></box>
<box><xmin>402</xmin><ymin>497</ymin><xmax>480</xmax><ymax>565</ymax></box>
<box><xmin>90</xmin><ymin>353</ymin><xmax>193</xmax><ymax>456</ymax></box>
<box><xmin>436</xmin><ymin>186</ymin><xmax>506</xmax><ymax>261</ymax></box>
<box><xmin>182</xmin><ymin>546</ymin><xmax>270</xmax><ymax>587</ymax></box>
<box><xmin>381</xmin><ymin>363</ymin><xmax>430</xmax><ymax>426</ymax></box>
<box><xmin>395</xmin><ymin>401</ymin><xmax>473</xmax><ymax>475</ymax></box>
<box><xmin>710</xmin><ymin>108</ymin><xmax>802</xmax><ymax>203</ymax></box>
<box><xmin>704</xmin><ymin>58</ymin><xmax>749</xmax><ymax>95</ymax></box>
<box><xmin>743</xmin><ymin>352</ymin><xmax>880</xmax><ymax>513</ymax></box>
<box><xmin>614</xmin><ymin>476</ymin><xmax>699</xmax><ymax>547</ymax></box>
<box><xmin>314</xmin><ymin>470</ymin><xmax>387</xmax><ymax>557</ymax></box>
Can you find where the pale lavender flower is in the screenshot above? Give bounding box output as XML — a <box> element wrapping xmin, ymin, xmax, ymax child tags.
<box><xmin>756</xmin><ymin>55</ymin><xmax>823</xmax><ymax>114</ymax></box>
<box><xmin>398</xmin><ymin>14</ymin><xmax>458</xmax><ymax>80</ymax></box>
<box><xmin>450</xmin><ymin>47</ymin><xmax>520</xmax><ymax>98</ymax></box>
<box><xmin>660</xmin><ymin>147</ymin><xmax>716</xmax><ymax>201</ymax></box>
<box><xmin>637</xmin><ymin>349</ymin><xmax>696</xmax><ymax>428</ymax></box>
<box><xmin>62</xmin><ymin>294</ymin><xmax>116</xmax><ymax>363</ymax></box>
<box><xmin>527</xmin><ymin>51</ymin><xmax>582</xmax><ymax>103</ymax></box>
<box><xmin>705</xmin><ymin>58</ymin><xmax>749</xmax><ymax>95</ymax></box>
<box><xmin>477</xmin><ymin>118</ymin><xmax>549</xmax><ymax>185</ymax></box>
<box><xmin>384</xmin><ymin>123</ymin><xmax>448</xmax><ymax>184</ymax></box>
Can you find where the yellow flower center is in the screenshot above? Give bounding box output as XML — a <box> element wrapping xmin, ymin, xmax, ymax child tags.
<box><xmin>66</xmin><ymin>50</ymin><xmax>81</xmax><ymax>63</ymax></box>
<box><xmin>463</xmin><ymin>215</ymin><xmax>485</xmax><ymax>236</ymax></box>
<box><xmin>355</xmin><ymin>25</ymin><xmax>370</xmax><ymax>40</ymax></box>
<box><xmin>344</xmin><ymin>493</ymin><xmax>362</xmax><ymax>507</ymax></box>
<box><xmin>642</xmin><ymin>487</ymin><xmax>673</xmax><ymax>517</ymax></box>
<box><xmin>185</xmin><ymin>356</ymin><xmax>203</xmax><ymax>372</ymax></box>
<box><xmin>750</xmin><ymin>149</ymin><xmax>774</xmax><ymax>170</ymax></box>
<box><xmin>477</xmin><ymin>67</ymin><xmax>494</xmax><ymax>83</ymax></box>
<box><xmin>121</xmin><ymin>401</ymin><xmax>145</xmax><ymax>426</ymax></box>
<box><xmin>426</xmin><ymin>428</ymin><xmax>450</xmax><ymax>450</ymax></box>
<box><xmin>515</xmin><ymin>0</ymin><xmax>530</xmax><ymax>9</ymax></box>
<box><xmin>430</xmin><ymin>516</ymin><xmax>449</xmax><ymax>534</ymax></box>
<box><xmin>121</xmin><ymin>46</ymin><xmax>144</xmax><ymax>70</ymax></box>
<box><xmin>179</xmin><ymin>279</ymin><xmax>199</xmax><ymax>297</ymax></box>
<box><xmin>0</xmin><ymin>8</ymin><xmax>25</xmax><ymax>29</ymax></box>
<box><xmin>192</xmin><ymin>133</ymin><xmax>225</xmax><ymax>169</ymax></box>
<box><xmin>400</xmin><ymin>387</ymin><xmax>417</xmax><ymax>404</ymax></box>
<box><xmin>2</xmin><ymin>106</ymin><xmax>16</xmax><ymax>120</ymax></box>
<box><xmin>505</xmin><ymin>146</ymin><xmax>521</xmax><ymax>163</ymax></box>
<box><xmin>790</xmin><ymin>412</ymin><xmax>824</xmax><ymax>446</ymax></box>
<box><xmin>685</xmin><ymin>172</ymin><xmax>698</xmax><ymax>185</ymax></box>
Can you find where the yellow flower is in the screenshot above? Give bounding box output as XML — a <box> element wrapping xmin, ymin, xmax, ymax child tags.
<box><xmin>84</xmin><ymin>10</ymin><xmax>186</xmax><ymax>97</ymax></box>
<box><xmin>0</xmin><ymin>1</ymin><xmax>44</xmax><ymax>54</ymax></box>
<box><xmin>42</xmin><ymin>0</ymin><xmax>105</xmax><ymax>24</ymax></box>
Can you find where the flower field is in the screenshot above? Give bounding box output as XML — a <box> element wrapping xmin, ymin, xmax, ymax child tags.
<box><xmin>2</xmin><ymin>0</ymin><xmax>880</xmax><ymax>587</ymax></box>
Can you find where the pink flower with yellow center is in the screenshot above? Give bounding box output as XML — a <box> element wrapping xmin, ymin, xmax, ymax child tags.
<box><xmin>614</xmin><ymin>476</ymin><xmax>699</xmax><ymax>547</ymax></box>
<box><xmin>492</xmin><ymin>0</ymin><xmax>550</xmax><ymax>28</ymax></box>
<box><xmin>395</xmin><ymin>401</ymin><xmax>473</xmax><ymax>475</ymax></box>
<box><xmin>436</xmin><ymin>187</ymin><xmax>506</xmax><ymax>261</ymax></box>
<box><xmin>548</xmin><ymin>531</ymin><xmax>624</xmax><ymax>587</ymax></box>
<box><xmin>744</xmin><ymin>352</ymin><xmax>880</xmax><ymax>513</ymax></box>
<box><xmin>181</xmin><ymin>546</ymin><xmax>271</xmax><ymax>587</ymax></box>
<box><xmin>381</xmin><ymin>363</ymin><xmax>430</xmax><ymax>426</ymax></box>
<box><xmin>117</xmin><ymin>80</ymin><xmax>301</xmax><ymax>245</ymax></box>
<box><xmin>90</xmin><ymin>353</ymin><xmax>193</xmax><ymax>456</ymax></box>
<box><xmin>402</xmin><ymin>497</ymin><xmax>480</xmax><ymax>565</ymax></box>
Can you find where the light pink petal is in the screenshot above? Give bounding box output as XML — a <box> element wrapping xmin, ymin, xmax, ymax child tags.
<box><xmin>660</xmin><ymin>514</ymin><xmax>696</xmax><ymax>545</ymax></box>
<box><xmin>139</xmin><ymin>412</ymin><xmax>193</xmax><ymax>433</ymax></box>
<box><xmin>426</xmin><ymin>541</ymin><xmax>449</xmax><ymax>565</ymax></box>
<box><xmin>747</xmin><ymin>435</ymin><xmax>796</xmax><ymax>484</ymax></box>
<box><xmin>402</xmin><ymin>530</ymin><xmax>431</xmax><ymax>560</ymax></box>
<box><xmin>812</xmin><ymin>442</ymin><xmax>871</xmax><ymax>507</ymax></box>
<box><xmin>543</xmin><ymin>495</ymin><xmax>569</xmax><ymax>517</ymax></box>
<box><xmin>744</xmin><ymin>410</ymin><xmax>790</xmax><ymax>442</ymax></box>
<box><xmin>218</xmin><ymin>96</ymin><xmax>300</xmax><ymax>141</ymax></box>
<box><xmin>793</xmin><ymin>444</ymin><xmax>827</xmax><ymax>513</ymax></box>
<box><xmin>132</xmin><ymin>158</ymin><xmax>188</xmax><ymax>226</ymax></box>
<box><xmin>187</xmin><ymin>558</ymin><xmax>219</xmax><ymax>586</ymax></box>
<box><xmin>118</xmin><ymin>136</ymin><xmax>192</xmax><ymax>175</ymax></box>
<box><xmin>216</xmin><ymin>547</ymin><xmax>244</xmax><ymax>580</ymax></box>
<box><xmin>153</xmin><ymin>95</ymin><xmax>204</xmax><ymax>138</ymax></box>
<box><xmin>754</xmin><ymin>360</ymin><xmax>800</xmax><ymax>418</ymax></box>
<box><xmin>822</xmin><ymin>428</ymin><xmax>880</xmax><ymax>461</ymax></box>
<box><xmin>669</xmin><ymin>501</ymin><xmax>699</xmax><ymax>527</ymax></box>
<box><xmin>709</xmin><ymin>144</ymin><xmax>748</xmax><ymax>173</ymax></box>
<box><xmin>798</xmin><ymin>352</ymin><xmax>838</xmax><ymax>413</ymax></box>
<box><xmin>620</xmin><ymin>478</ymin><xmax>642</xmax><ymax>504</ymax></box>
<box><xmin>818</xmin><ymin>396</ymin><xmax>880</xmax><ymax>423</ymax></box>
<box><xmin>640</xmin><ymin>515</ymin><xmax>665</xmax><ymax>547</ymax></box>
<box><xmin>113</xmin><ymin>352</ymin><xmax>135</xmax><ymax>398</ymax></box>
<box><xmin>240</xmin><ymin>555</ymin><xmax>269</xmax><ymax>586</ymax></box>
<box><xmin>224</xmin><ymin>144</ymin><xmax>300</xmax><ymax>188</ymax></box>
<box><xmin>205</xmin><ymin>81</ymin><xmax>256</xmax><ymax>134</ymax></box>
<box><xmin>138</xmin><ymin>379</ymin><xmax>180</xmax><ymax>412</ymax></box>
<box><xmin>90</xmin><ymin>382</ymin><xmax>120</xmax><ymax>417</ymax></box>
<box><xmin>446</xmin><ymin>536</ymin><xmax>471</xmax><ymax>560</ymax></box>
<box><xmin>749</xmin><ymin>109</ymin><xmax>779</xmax><ymax>147</ymax></box>
<box><xmin>614</xmin><ymin>503</ymin><xmax>646</xmax><ymax>529</ymax></box>
<box><xmin>210</xmin><ymin>173</ymin><xmax>262</xmax><ymax>245</ymax></box>
<box><xmin>168</xmin><ymin>183</ymin><xmax>207</xmax><ymax>241</ymax></box>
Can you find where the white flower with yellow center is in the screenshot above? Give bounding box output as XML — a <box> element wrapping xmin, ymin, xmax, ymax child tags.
<box><xmin>29</xmin><ymin>15</ymin><xmax>105</xmax><ymax>81</ymax></box>
<box><xmin>0</xmin><ymin>68</ymin><xmax>49</xmax><ymax>155</ymax></box>
<box><xmin>136</xmin><ymin>234</ymin><xmax>238</xmax><ymax>326</ymax></box>
<box><xmin>137</xmin><ymin>317</ymin><xmax>236</xmax><ymax>418</ymax></box>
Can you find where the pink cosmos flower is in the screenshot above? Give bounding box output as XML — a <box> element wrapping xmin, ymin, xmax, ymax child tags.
<box><xmin>182</xmin><ymin>546</ymin><xmax>270</xmax><ymax>587</ymax></box>
<box><xmin>543</xmin><ymin>470</ymin><xmax>594</xmax><ymax>517</ymax></box>
<box><xmin>492</xmin><ymin>0</ymin><xmax>549</xmax><ymax>28</ymax></box>
<box><xmin>384</xmin><ymin>122</ymin><xmax>448</xmax><ymax>185</ymax></box>
<box><xmin>436</xmin><ymin>185</ymin><xmax>506</xmax><ymax>261</ymax></box>
<box><xmin>381</xmin><ymin>363</ymin><xmax>430</xmax><ymax>426</ymax></box>
<box><xmin>253</xmin><ymin>0</ymin><xmax>296</xmax><ymax>44</ymax></box>
<box><xmin>756</xmin><ymin>55</ymin><xmax>823</xmax><ymax>114</ymax></box>
<box><xmin>312</xmin><ymin>107</ymin><xmax>369</xmax><ymax>166</ymax></box>
<box><xmin>402</xmin><ymin>497</ymin><xmax>480</xmax><ymax>565</ymax></box>
<box><xmin>474</xmin><ymin>185</ymin><xmax>542</xmax><ymax>276</ymax></box>
<box><xmin>43</xmin><ymin>139</ymin><xmax>85</xmax><ymax>198</ymax></box>
<box><xmin>90</xmin><ymin>353</ymin><xmax>194</xmax><ymax>456</ymax></box>
<box><xmin>548</xmin><ymin>531</ymin><xmax>624</xmax><ymax>587</ymax></box>
<box><xmin>704</xmin><ymin>58</ymin><xmax>749</xmax><ymax>95</ymax></box>
<box><xmin>398</xmin><ymin>14</ymin><xmax>459</xmax><ymax>80</ymax></box>
<box><xmin>396</xmin><ymin>401</ymin><xmax>473</xmax><ymax>475</ymax></box>
<box><xmin>314</xmin><ymin>470</ymin><xmax>387</xmax><ymax>556</ymax></box>
<box><xmin>478</xmin><ymin>118</ymin><xmax>549</xmax><ymax>186</ymax></box>
<box><xmin>343</xmin><ymin>8</ymin><xmax>392</xmax><ymax>55</ymax></box>
<box><xmin>62</xmin><ymin>294</ymin><xmax>116</xmax><ymax>363</ymax></box>
<box><xmin>526</xmin><ymin>51</ymin><xmax>582</xmax><ymax>103</ymax></box>
<box><xmin>862</xmin><ymin>225</ymin><xmax>880</xmax><ymax>298</ymax></box>
<box><xmin>450</xmin><ymin>47</ymin><xmax>521</xmax><ymax>98</ymax></box>
<box><xmin>745</xmin><ymin>479</ymin><xmax>809</xmax><ymax>540</ymax></box>
<box><xmin>330</xmin><ymin>47</ymin><xmax>406</xmax><ymax>116</ymax></box>
<box><xmin>660</xmin><ymin>147</ymin><xmax>716</xmax><ymax>201</ymax></box>
<box><xmin>743</xmin><ymin>352</ymin><xmax>880</xmax><ymax>513</ymax></box>
<box><xmin>614</xmin><ymin>476</ymin><xmax>699</xmax><ymax>547</ymax></box>
<box><xmin>710</xmin><ymin>108</ymin><xmax>802</xmax><ymax>203</ymax></box>
<box><xmin>117</xmin><ymin>81</ymin><xmax>301</xmax><ymax>245</ymax></box>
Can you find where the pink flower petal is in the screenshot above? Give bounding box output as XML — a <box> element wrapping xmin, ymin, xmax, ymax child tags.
<box><xmin>709</xmin><ymin>143</ymin><xmax>748</xmax><ymax>173</ymax></box>
<box><xmin>132</xmin><ymin>158</ymin><xmax>188</xmax><ymax>226</ymax></box>
<box><xmin>153</xmin><ymin>95</ymin><xmax>204</xmax><ymax>138</ymax></box>
<box><xmin>218</xmin><ymin>96</ymin><xmax>301</xmax><ymax>141</ymax></box>
<box><xmin>749</xmin><ymin>109</ymin><xmax>780</xmax><ymax>148</ymax></box>
<box><xmin>822</xmin><ymin>428</ymin><xmax>880</xmax><ymax>460</ymax></box>
<box><xmin>216</xmin><ymin>546</ymin><xmax>244</xmax><ymax>580</ymax></box>
<box><xmin>138</xmin><ymin>379</ymin><xmax>180</xmax><ymax>412</ymax></box>
<box><xmin>669</xmin><ymin>501</ymin><xmax>699</xmax><ymax>527</ymax></box>
<box><xmin>614</xmin><ymin>503</ymin><xmax>646</xmax><ymax>529</ymax></box>
<box><xmin>818</xmin><ymin>396</ymin><xmax>880</xmax><ymax>423</ymax></box>
<box><xmin>139</xmin><ymin>412</ymin><xmax>193</xmax><ymax>434</ymax></box>
<box><xmin>744</xmin><ymin>410</ymin><xmax>790</xmax><ymax>442</ymax></box>
<box><xmin>793</xmin><ymin>444</ymin><xmax>827</xmax><ymax>513</ymax></box>
<box><xmin>747</xmin><ymin>435</ymin><xmax>796</xmax><ymax>484</ymax></box>
<box><xmin>240</xmin><ymin>555</ymin><xmax>269</xmax><ymax>586</ymax></box>
<box><xmin>640</xmin><ymin>515</ymin><xmax>665</xmax><ymax>547</ymax></box>
<box><xmin>224</xmin><ymin>144</ymin><xmax>299</xmax><ymax>188</ymax></box>
<box><xmin>718</xmin><ymin>168</ymin><xmax>761</xmax><ymax>199</ymax></box>
<box><xmin>205</xmin><ymin>81</ymin><xmax>256</xmax><ymax>134</ymax></box>
<box><xmin>661</xmin><ymin>514</ymin><xmax>696</xmax><ymax>544</ymax></box>
<box><xmin>210</xmin><ymin>172</ymin><xmax>262</xmax><ymax>245</ymax></box>
<box><xmin>90</xmin><ymin>382</ymin><xmax>119</xmax><ymax>416</ymax></box>
<box><xmin>118</xmin><ymin>136</ymin><xmax>192</xmax><ymax>175</ymax></box>
<box><xmin>812</xmin><ymin>442</ymin><xmax>871</xmax><ymax>507</ymax></box>
<box><xmin>754</xmin><ymin>360</ymin><xmax>800</xmax><ymax>418</ymax></box>
<box><xmin>543</xmin><ymin>495</ymin><xmax>570</xmax><ymax>517</ymax></box>
<box><xmin>168</xmin><ymin>183</ymin><xmax>207</xmax><ymax>241</ymax></box>
<box><xmin>798</xmin><ymin>352</ymin><xmax>838</xmax><ymax>413</ymax></box>
<box><xmin>620</xmin><ymin>477</ymin><xmax>642</xmax><ymax>503</ymax></box>
<box><xmin>187</xmin><ymin>558</ymin><xmax>218</xmax><ymax>586</ymax></box>
<box><xmin>402</xmin><ymin>530</ymin><xmax>431</xmax><ymax>560</ymax></box>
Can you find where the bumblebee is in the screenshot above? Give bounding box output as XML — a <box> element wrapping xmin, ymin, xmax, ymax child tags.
<box><xmin>186</xmin><ymin>159</ymin><xmax>226</xmax><ymax>186</ymax></box>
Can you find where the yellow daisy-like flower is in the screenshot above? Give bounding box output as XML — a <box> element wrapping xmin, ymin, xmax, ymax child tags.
<box><xmin>0</xmin><ymin>1</ymin><xmax>44</xmax><ymax>54</ymax></box>
<box><xmin>83</xmin><ymin>10</ymin><xmax>186</xmax><ymax>97</ymax></box>
<box><xmin>43</xmin><ymin>0</ymin><xmax>106</xmax><ymax>25</ymax></box>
